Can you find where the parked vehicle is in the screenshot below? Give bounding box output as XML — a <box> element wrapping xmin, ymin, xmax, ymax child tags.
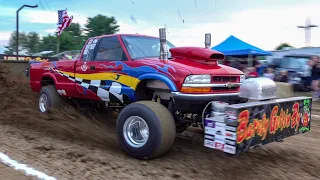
<box><xmin>28</xmin><ymin>29</ymin><xmax>312</xmax><ymax>160</ymax></box>
<box><xmin>273</xmin><ymin>54</ymin><xmax>313</xmax><ymax>91</ymax></box>
<box><xmin>52</xmin><ymin>50</ymin><xmax>82</xmax><ymax>60</ymax></box>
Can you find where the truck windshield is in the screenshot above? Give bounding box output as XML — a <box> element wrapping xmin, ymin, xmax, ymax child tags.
<box><xmin>280</xmin><ymin>56</ymin><xmax>309</xmax><ymax>70</ymax></box>
<box><xmin>121</xmin><ymin>35</ymin><xmax>176</xmax><ymax>60</ymax></box>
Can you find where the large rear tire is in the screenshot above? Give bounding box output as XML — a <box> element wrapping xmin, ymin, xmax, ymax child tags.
<box><xmin>39</xmin><ymin>85</ymin><xmax>63</xmax><ymax>113</ymax></box>
<box><xmin>116</xmin><ymin>101</ymin><xmax>176</xmax><ymax>160</ymax></box>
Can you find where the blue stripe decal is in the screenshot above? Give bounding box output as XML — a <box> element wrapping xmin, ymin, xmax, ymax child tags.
<box><xmin>138</xmin><ymin>73</ymin><xmax>178</xmax><ymax>91</ymax></box>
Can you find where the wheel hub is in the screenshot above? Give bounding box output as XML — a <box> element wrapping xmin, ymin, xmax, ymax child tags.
<box><xmin>39</xmin><ymin>94</ymin><xmax>48</xmax><ymax>112</ymax></box>
<box><xmin>123</xmin><ymin>116</ymin><xmax>149</xmax><ymax>148</ymax></box>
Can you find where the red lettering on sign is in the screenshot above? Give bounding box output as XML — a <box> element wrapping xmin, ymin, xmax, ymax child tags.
<box><xmin>237</xmin><ymin>110</ymin><xmax>249</xmax><ymax>144</ymax></box>
<box><xmin>245</xmin><ymin>123</ymin><xmax>254</xmax><ymax>140</ymax></box>
<box><xmin>302</xmin><ymin>113</ymin><xmax>309</xmax><ymax>127</ymax></box>
<box><xmin>291</xmin><ymin>102</ymin><xmax>300</xmax><ymax>131</ymax></box>
<box><xmin>269</xmin><ymin>106</ymin><xmax>278</xmax><ymax>134</ymax></box>
<box><xmin>236</xmin><ymin>103</ymin><xmax>299</xmax><ymax>144</ymax></box>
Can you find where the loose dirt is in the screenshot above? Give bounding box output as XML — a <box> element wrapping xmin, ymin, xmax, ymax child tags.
<box><xmin>0</xmin><ymin>64</ymin><xmax>320</xmax><ymax>180</ymax></box>
<box><xmin>0</xmin><ymin>164</ymin><xmax>34</xmax><ymax>180</ymax></box>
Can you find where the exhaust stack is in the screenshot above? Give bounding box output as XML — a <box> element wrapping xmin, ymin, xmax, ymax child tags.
<box><xmin>159</xmin><ymin>28</ymin><xmax>168</xmax><ymax>60</ymax></box>
<box><xmin>205</xmin><ymin>33</ymin><xmax>211</xmax><ymax>48</ymax></box>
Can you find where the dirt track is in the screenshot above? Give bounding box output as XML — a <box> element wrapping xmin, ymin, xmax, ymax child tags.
<box><xmin>0</xmin><ymin>64</ymin><xmax>320</xmax><ymax>180</ymax></box>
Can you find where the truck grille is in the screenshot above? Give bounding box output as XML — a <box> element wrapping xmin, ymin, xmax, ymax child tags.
<box><xmin>211</xmin><ymin>76</ymin><xmax>240</xmax><ymax>92</ymax></box>
<box><xmin>212</xmin><ymin>76</ymin><xmax>238</xmax><ymax>83</ymax></box>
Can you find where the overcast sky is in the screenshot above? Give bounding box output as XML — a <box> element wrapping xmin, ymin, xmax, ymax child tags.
<box><xmin>1</xmin><ymin>0</ymin><xmax>320</xmax><ymax>53</ymax></box>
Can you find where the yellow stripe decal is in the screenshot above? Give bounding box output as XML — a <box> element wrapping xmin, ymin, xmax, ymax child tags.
<box><xmin>57</xmin><ymin>70</ymin><xmax>140</xmax><ymax>90</ymax></box>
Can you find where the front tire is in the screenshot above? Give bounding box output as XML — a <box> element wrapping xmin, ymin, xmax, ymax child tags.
<box><xmin>39</xmin><ymin>85</ymin><xmax>63</xmax><ymax>113</ymax></box>
<box><xmin>116</xmin><ymin>101</ymin><xmax>176</xmax><ymax>160</ymax></box>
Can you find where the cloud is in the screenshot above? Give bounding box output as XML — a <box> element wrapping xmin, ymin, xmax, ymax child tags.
<box><xmin>0</xmin><ymin>6</ymin><xmax>87</xmax><ymax>26</ymax></box>
<box><xmin>20</xmin><ymin>9</ymin><xmax>87</xmax><ymax>26</ymax></box>
<box><xmin>0</xmin><ymin>31</ymin><xmax>12</xmax><ymax>41</ymax></box>
<box><xmin>0</xmin><ymin>40</ymin><xmax>8</xmax><ymax>46</ymax></box>
<box><xmin>118</xmin><ymin>2</ymin><xmax>320</xmax><ymax>51</ymax></box>
<box><xmin>44</xmin><ymin>29</ymin><xmax>57</xmax><ymax>33</ymax></box>
<box><xmin>0</xmin><ymin>31</ymin><xmax>9</xmax><ymax>52</ymax></box>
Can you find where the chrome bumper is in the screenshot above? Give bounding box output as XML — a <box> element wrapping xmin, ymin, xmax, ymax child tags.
<box><xmin>171</xmin><ymin>92</ymin><xmax>241</xmax><ymax>102</ymax></box>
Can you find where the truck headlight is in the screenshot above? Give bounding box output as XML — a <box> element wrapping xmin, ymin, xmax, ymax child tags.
<box><xmin>240</xmin><ymin>75</ymin><xmax>246</xmax><ymax>83</ymax></box>
<box><xmin>184</xmin><ymin>75</ymin><xmax>211</xmax><ymax>84</ymax></box>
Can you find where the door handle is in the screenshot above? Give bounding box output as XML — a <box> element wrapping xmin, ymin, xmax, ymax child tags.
<box><xmin>90</xmin><ymin>65</ymin><xmax>95</xmax><ymax>70</ymax></box>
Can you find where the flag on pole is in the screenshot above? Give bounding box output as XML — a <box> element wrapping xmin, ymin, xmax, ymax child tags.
<box><xmin>57</xmin><ymin>9</ymin><xmax>73</xmax><ymax>36</ymax></box>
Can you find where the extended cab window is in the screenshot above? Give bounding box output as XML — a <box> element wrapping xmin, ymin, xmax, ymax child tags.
<box><xmin>94</xmin><ymin>36</ymin><xmax>125</xmax><ymax>61</ymax></box>
<box><xmin>121</xmin><ymin>35</ymin><xmax>175</xmax><ymax>60</ymax></box>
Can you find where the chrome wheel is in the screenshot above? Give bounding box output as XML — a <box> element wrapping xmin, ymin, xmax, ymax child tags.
<box><xmin>123</xmin><ymin>116</ymin><xmax>149</xmax><ymax>148</ymax></box>
<box><xmin>39</xmin><ymin>94</ymin><xmax>49</xmax><ymax>112</ymax></box>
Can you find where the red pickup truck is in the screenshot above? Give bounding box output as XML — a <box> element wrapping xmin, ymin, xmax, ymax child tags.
<box><xmin>29</xmin><ymin>29</ymin><xmax>312</xmax><ymax>159</ymax></box>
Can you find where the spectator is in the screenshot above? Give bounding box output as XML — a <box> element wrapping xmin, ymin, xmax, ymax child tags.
<box><xmin>252</xmin><ymin>57</ymin><xmax>259</xmax><ymax>67</ymax></box>
<box><xmin>275</xmin><ymin>70</ymin><xmax>288</xmax><ymax>82</ymax></box>
<box><xmin>240</xmin><ymin>67</ymin><xmax>247</xmax><ymax>77</ymax></box>
<box><xmin>311</xmin><ymin>56</ymin><xmax>320</xmax><ymax>101</ymax></box>
<box><xmin>230</xmin><ymin>59</ymin><xmax>241</xmax><ymax>69</ymax></box>
<box><xmin>248</xmin><ymin>67</ymin><xmax>259</xmax><ymax>78</ymax></box>
<box><xmin>263</xmin><ymin>68</ymin><xmax>275</xmax><ymax>80</ymax></box>
<box><xmin>301</xmin><ymin>59</ymin><xmax>313</xmax><ymax>91</ymax></box>
<box><xmin>255</xmin><ymin>60</ymin><xmax>267</xmax><ymax>77</ymax></box>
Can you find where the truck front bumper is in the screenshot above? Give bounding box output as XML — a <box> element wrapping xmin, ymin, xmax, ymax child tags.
<box><xmin>171</xmin><ymin>92</ymin><xmax>245</xmax><ymax>114</ymax></box>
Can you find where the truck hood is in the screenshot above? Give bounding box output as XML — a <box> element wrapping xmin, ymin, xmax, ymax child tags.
<box><xmin>169</xmin><ymin>47</ymin><xmax>224</xmax><ymax>65</ymax></box>
<box><xmin>167</xmin><ymin>59</ymin><xmax>244</xmax><ymax>75</ymax></box>
<box><xmin>161</xmin><ymin>47</ymin><xmax>244</xmax><ymax>75</ymax></box>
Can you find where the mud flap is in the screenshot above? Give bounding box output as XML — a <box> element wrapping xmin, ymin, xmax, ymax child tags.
<box><xmin>203</xmin><ymin>96</ymin><xmax>312</xmax><ymax>155</ymax></box>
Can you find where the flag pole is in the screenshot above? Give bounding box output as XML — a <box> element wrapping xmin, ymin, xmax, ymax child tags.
<box><xmin>57</xmin><ymin>34</ymin><xmax>60</xmax><ymax>54</ymax></box>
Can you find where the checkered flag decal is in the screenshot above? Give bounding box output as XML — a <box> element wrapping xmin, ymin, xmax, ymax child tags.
<box><xmin>51</xmin><ymin>68</ymin><xmax>123</xmax><ymax>103</ymax></box>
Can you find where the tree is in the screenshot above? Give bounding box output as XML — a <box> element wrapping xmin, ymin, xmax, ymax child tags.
<box><xmin>23</xmin><ymin>32</ymin><xmax>40</xmax><ymax>55</ymax></box>
<box><xmin>59</xmin><ymin>32</ymin><xmax>75</xmax><ymax>52</ymax></box>
<box><xmin>39</xmin><ymin>32</ymin><xmax>76</xmax><ymax>53</ymax></box>
<box><xmin>85</xmin><ymin>14</ymin><xmax>120</xmax><ymax>38</ymax></box>
<box><xmin>275</xmin><ymin>43</ymin><xmax>294</xmax><ymax>50</ymax></box>
<box><xmin>4</xmin><ymin>31</ymin><xmax>27</xmax><ymax>55</ymax></box>
<box><xmin>65</xmin><ymin>23</ymin><xmax>82</xmax><ymax>37</ymax></box>
<box><xmin>39</xmin><ymin>34</ymin><xmax>57</xmax><ymax>53</ymax></box>
<box><xmin>64</xmin><ymin>23</ymin><xmax>86</xmax><ymax>50</ymax></box>
<box><xmin>3</xmin><ymin>14</ymin><xmax>122</xmax><ymax>55</ymax></box>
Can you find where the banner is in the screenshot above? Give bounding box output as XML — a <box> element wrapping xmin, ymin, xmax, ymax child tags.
<box><xmin>0</xmin><ymin>54</ymin><xmax>58</xmax><ymax>62</ymax></box>
<box><xmin>204</xmin><ymin>97</ymin><xmax>312</xmax><ymax>155</ymax></box>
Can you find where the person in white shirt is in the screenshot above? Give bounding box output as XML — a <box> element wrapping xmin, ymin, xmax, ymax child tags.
<box><xmin>263</xmin><ymin>68</ymin><xmax>275</xmax><ymax>80</ymax></box>
<box><xmin>301</xmin><ymin>60</ymin><xmax>312</xmax><ymax>91</ymax></box>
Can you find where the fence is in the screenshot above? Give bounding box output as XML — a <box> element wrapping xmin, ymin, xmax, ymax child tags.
<box><xmin>0</xmin><ymin>54</ymin><xmax>57</xmax><ymax>77</ymax></box>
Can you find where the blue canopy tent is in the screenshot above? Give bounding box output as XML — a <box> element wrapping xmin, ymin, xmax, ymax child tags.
<box><xmin>212</xmin><ymin>35</ymin><xmax>272</xmax><ymax>74</ymax></box>
<box><xmin>211</xmin><ymin>35</ymin><xmax>272</xmax><ymax>57</ymax></box>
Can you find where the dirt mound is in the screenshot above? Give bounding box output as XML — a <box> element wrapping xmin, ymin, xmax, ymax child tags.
<box><xmin>0</xmin><ymin>64</ymin><xmax>118</xmax><ymax>149</ymax></box>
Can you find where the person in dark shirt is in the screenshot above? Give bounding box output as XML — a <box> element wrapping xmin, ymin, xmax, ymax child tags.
<box><xmin>275</xmin><ymin>70</ymin><xmax>288</xmax><ymax>82</ymax></box>
<box><xmin>311</xmin><ymin>56</ymin><xmax>320</xmax><ymax>101</ymax></box>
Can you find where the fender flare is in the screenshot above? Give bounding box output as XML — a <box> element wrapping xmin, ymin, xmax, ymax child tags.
<box><xmin>41</xmin><ymin>72</ymin><xmax>58</xmax><ymax>85</ymax></box>
<box><xmin>138</xmin><ymin>73</ymin><xmax>178</xmax><ymax>92</ymax></box>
